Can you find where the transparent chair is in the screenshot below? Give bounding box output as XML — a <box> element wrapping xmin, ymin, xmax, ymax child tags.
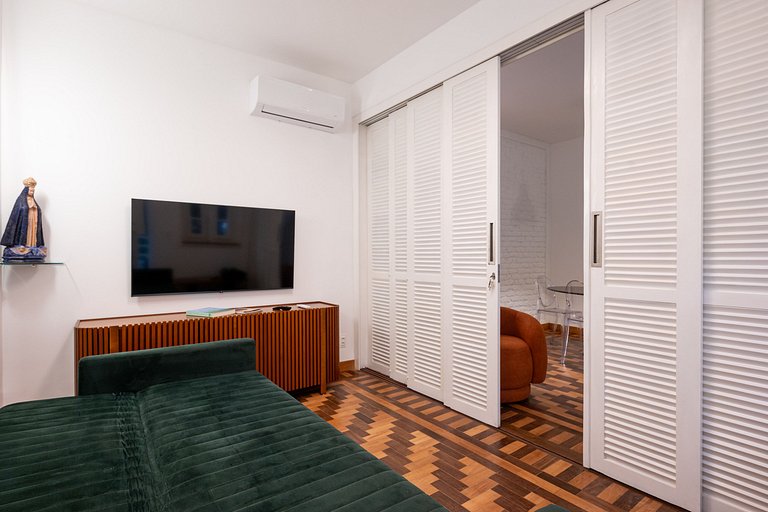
<box><xmin>561</xmin><ymin>279</ymin><xmax>584</xmax><ymax>364</ymax></box>
<box><xmin>534</xmin><ymin>275</ymin><xmax>566</xmax><ymax>334</ymax></box>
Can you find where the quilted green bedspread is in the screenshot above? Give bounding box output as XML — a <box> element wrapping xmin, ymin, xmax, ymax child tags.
<box><xmin>0</xmin><ymin>371</ymin><xmax>447</xmax><ymax>511</ymax></box>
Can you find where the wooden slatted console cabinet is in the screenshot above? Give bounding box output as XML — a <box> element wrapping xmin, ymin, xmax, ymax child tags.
<box><xmin>75</xmin><ymin>302</ymin><xmax>339</xmax><ymax>394</ymax></box>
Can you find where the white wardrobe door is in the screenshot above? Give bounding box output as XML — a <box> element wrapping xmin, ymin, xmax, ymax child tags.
<box><xmin>442</xmin><ymin>58</ymin><xmax>500</xmax><ymax>427</ymax></box>
<box><xmin>367</xmin><ymin>117</ymin><xmax>391</xmax><ymax>375</ymax></box>
<box><xmin>407</xmin><ymin>88</ymin><xmax>444</xmax><ymax>400</ymax></box>
<box><xmin>702</xmin><ymin>1</ymin><xmax>768</xmax><ymax>511</ymax></box>
<box><xmin>390</xmin><ymin>108</ymin><xmax>410</xmax><ymax>384</ymax></box>
<box><xmin>588</xmin><ymin>0</ymin><xmax>702</xmax><ymax>509</ymax></box>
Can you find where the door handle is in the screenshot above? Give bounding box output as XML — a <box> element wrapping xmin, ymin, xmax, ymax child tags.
<box><xmin>591</xmin><ymin>211</ymin><xmax>602</xmax><ymax>268</ymax></box>
<box><xmin>488</xmin><ymin>222</ymin><xmax>495</xmax><ymax>264</ymax></box>
<box><xmin>488</xmin><ymin>272</ymin><xmax>496</xmax><ymax>290</ymax></box>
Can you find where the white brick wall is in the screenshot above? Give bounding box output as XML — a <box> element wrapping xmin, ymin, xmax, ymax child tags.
<box><xmin>499</xmin><ymin>133</ymin><xmax>548</xmax><ymax>317</ymax></box>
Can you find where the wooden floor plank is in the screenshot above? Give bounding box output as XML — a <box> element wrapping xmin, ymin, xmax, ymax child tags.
<box><xmin>501</xmin><ymin>333</ymin><xmax>584</xmax><ymax>462</ymax></box>
<box><xmin>298</xmin><ymin>369</ymin><xmax>681</xmax><ymax>512</ymax></box>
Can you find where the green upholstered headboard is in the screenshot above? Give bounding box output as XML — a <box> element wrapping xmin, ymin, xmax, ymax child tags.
<box><xmin>78</xmin><ymin>338</ymin><xmax>256</xmax><ymax>395</ymax></box>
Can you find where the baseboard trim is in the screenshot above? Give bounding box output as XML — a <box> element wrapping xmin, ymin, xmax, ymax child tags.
<box><xmin>339</xmin><ymin>360</ymin><xmax>356</xmax><ymax>372</ymax></box>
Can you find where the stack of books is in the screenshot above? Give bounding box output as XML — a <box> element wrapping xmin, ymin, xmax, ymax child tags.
<box><xmin>185</xmin><ymin>307</ymin><xmax>236</xmax><ymax>318</ymax></box>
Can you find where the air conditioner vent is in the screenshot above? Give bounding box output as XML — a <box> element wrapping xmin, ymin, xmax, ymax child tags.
<box><xmin>249</xmin><ymin>76</ymin><xmax>345</xmax><ymax>133</ymax></box>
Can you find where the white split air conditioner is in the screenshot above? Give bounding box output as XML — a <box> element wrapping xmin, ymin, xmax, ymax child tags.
<box><xmin>249</xmin><ymin>76</ymin><xmax>345</xmax><ymax>133</ymax></box>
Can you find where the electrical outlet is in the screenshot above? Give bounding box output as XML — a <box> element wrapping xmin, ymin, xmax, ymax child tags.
<box><xmin>341</xmin><ymin>335</ymin><xmax>346</xmax><ymax>349</ymax></box>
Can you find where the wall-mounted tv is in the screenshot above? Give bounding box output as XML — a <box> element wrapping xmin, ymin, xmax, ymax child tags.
<box><xmin>131</xmin><ymin>199</ymin><xmax>295</xmax><ymax>296</ymax></box>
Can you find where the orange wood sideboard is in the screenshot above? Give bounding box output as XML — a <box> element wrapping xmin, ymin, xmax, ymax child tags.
<box><xmin>74</xmin><ymin>302</ymin><xmax>339</xmax><ymax>394</ymax></box>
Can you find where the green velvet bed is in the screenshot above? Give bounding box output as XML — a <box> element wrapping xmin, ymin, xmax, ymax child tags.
<box><xmin>0</xmin><ymin>338</ymin><xmax>447</xmax><ymax>511</ymax></box>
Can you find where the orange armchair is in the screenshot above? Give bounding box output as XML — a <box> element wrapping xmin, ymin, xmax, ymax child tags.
<box><xmin>500</xmin><ymin>307</ymin><xmax>548</xmax><ymax>402</ymax></box>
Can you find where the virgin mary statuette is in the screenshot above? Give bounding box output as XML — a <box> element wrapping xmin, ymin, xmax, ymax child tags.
<box><xmin>1</xmin><ymin>177</ymin><xmax>47</xmax><ymax>262</ymax></box>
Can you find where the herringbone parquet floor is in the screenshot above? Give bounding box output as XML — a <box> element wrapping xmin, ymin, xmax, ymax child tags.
<box><xmin>298</xmin><ymin>367</ymin><xmax>680</xmax><ymax>512</ymax></box>
<box><xmin>501</xmin><ymin>333</ymin><xmax>584</xmax><ymax>462</ymax></box>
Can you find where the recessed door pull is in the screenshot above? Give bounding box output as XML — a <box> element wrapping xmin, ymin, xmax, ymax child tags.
<box><xmin>591</xmin><ymin>211</ymin><xmax>603</xmax><ymax>268</ymax></box>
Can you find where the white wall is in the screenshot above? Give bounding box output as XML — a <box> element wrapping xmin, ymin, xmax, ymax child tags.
<box><xmin>0</xmin><ymin>0</ymin><xmax>355</xmax><ymax>406</ymax></box>
<box><xmin>499</xmin><ymin>132</ymin><xmax>548</xmax><ymax>317</ymax></box>
<box><xmin>547</xmin><ymin>136</ymin><xmax>583</xmax><ymax>293</ymax></box>
<box><xmin>498</xmin><ymin>135</ymin><xmax>583</xmax><ymax>320</ymax></box>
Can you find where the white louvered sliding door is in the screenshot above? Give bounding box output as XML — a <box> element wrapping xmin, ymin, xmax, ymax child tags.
<box><xmin>366</xmin><ymin>117</ymin><xmax>392</xmax><ymax>376</ymax></box>
<box><xmin>366</xmin><ymin>108</ymin><xmax>410</xmax><ymax>384</ymax></box>
<box><xmin>442</xmin><ymin>58</ymin><xmax>501</xmax><ymax>427</ymax></box>
<box><xmin>389</xmin><ymin>108</ymin><xmax>410</xmax><ymax>385</ymax></box>
<box><xmin>702</xmin><ymin>1</ymin><xmax>768</xmax><ymax>511</ymax></box>
<box><xmin>364</xmin><ymin>94</ymin><xmax>445</xmax><ymax>400</ymax></box>
<box><xmin>408</xmin><ymin>89</ymin><xmax>444</xmax><ymax>400</ymax></box>
<box><xmin>365</xmin><ymin>61</ymin><xmax>500</xmax><ymax>424</ymax></box>
<box><xmin>587</xmin><ymin>0</ymin><xmax>702</xmax><ymax>509</ymax></box>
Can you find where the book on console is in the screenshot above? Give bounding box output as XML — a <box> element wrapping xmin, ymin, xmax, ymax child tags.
<box><xmin>186</xmin><ymin>307</ymin><xmax>236</xmax><ymax>318</ymax></box>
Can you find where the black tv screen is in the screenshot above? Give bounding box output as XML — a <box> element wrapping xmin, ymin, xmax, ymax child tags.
<box><xmin>131</xmin><ymin>199</ymin><xmax>295</xmax><ymax>296</ymax></box>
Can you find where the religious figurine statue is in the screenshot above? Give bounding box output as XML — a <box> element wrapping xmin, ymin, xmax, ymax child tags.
<box><xmin>1</xmin><ymin>177</ymin><xmax>47</xmax><ymax>262</ymax></box>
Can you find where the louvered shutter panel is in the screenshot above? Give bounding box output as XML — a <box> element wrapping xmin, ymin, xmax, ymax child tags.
<box><xmin>587</xmin><ymin>0</ymin><xmax>701</xmax><ymax>509</ymax></box>
<box><xmin>702</xmin><ymin>2</ymin><xmax>768</xmax><ymax>511</ymax></box>
<box><xmin>442</xmin><ymin>58</ymin><xmax>500</xmax><ymax>427</ymax></box>
<box><xmin>367</xmin><ymin>117</ymin><xmax>391</xmax><ymax>375</ymax></box>
<box><xmin>407</xmin><ymin>89</ymin><xmax>444</xmax><ymax>400</ymax></box>
<box><xmin>390</xmin><ymin>108</ymin><xmax>409</xmax><ymax>384</ymax></box>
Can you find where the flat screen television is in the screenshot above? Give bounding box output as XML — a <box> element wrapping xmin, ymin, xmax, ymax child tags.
<box><xmin>131</xmin><ymin>199</ymin><xmax>295</xmax><ymax>296</ymax></box>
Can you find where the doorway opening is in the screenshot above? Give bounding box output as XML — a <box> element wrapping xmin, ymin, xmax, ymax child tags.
<box><xmin>498</xmin><ymin>29</ymin><xmax>585</xmax><ymax>463</ymax></box>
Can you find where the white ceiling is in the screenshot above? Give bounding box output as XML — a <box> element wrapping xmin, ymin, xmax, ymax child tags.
<box><xmin>501</xmin><ymin>31</ymin><xmax>584</xmax><ymax>144</ymax></box>
<box><xmin>73</xmin><ymin>0</ymin><xmax>482</xmax><ymax>83</ymax></box>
